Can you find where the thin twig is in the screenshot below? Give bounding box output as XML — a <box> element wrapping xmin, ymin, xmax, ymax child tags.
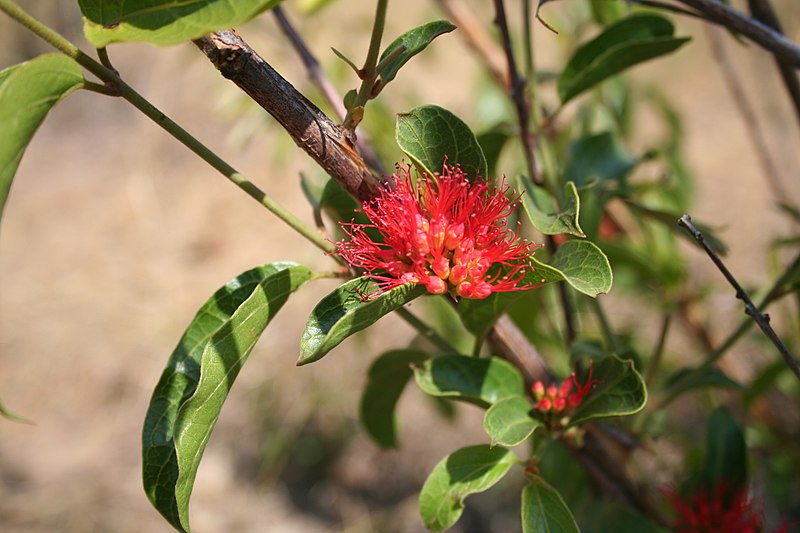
<box><xmin>678</xmin><ymin>214</ymin><xmax>800</xmax><ymax>380</ymax></box>
<box><xmin>705</xmin><ymin>26</ymin><xmax>791</xmax><ymax>204</ymax></box>
<box><xmin>645</xmin><ymin>313</ymin><xmax>672</xmax><ymax>386</ymax></box>
<box><xmin>747</xmin><ymin>0</ymin><xmax>800</xmax><ymax>131</ymax></box>
<box><xmin>272</xmin><ymin>6</ymin><xmax>386</xmax><ymax>175</ymax></box>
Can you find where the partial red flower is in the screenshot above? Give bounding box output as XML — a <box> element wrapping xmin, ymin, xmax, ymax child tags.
<box><xmin>667</xmin><ymin>484</ymin><xmax>768</xmax><ymax>533</ymax></box>
<box><xmin>336</xmin><ymin>163</ymin><xmax>540</xmax><ymax>299</ymax></box>
<box><xmin>532</xmin><ymin>361</ymin><xmax>600</xmax><ymax>417</ymax></box>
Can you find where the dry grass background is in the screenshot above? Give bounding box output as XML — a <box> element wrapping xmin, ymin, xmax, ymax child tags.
<box><xmin>0</xmin><ymin>1</ymin><xmax>798</xmax><ymax>532</ymax></box>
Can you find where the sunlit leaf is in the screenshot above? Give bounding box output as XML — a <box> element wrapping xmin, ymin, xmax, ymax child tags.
<box><xmin>521</xmin><ymin>476</ymin><xmax>580</xmax><ymax>533</ymax></box>
<box><xmin>396</xmin><ymin>104</ymin><xmax>487</xmax><ymax>179</ymax></box>
<box><xmin>0</xmin><ymin>54</ymin><xmax>83</xmax><ymax>223</ymax></box>
<box><xmin>420</xmin><ymin>444</ymin><xmax>517</xmax><ymax>531</ymax></box>
<box><xmin>483</xmin><ymin>396</ymin><xmax>540</xmax><ymax>447</ymax></box>
<box><xmin>142</xmin><ymin>263</ymin><xmax>313</xmax><ymax>532</ymax></box>
<box><xmin>558</xmin><ymin>13</ymin><xmax>690</xmax><ymax>103</ymax></box>
<box><xmin>78</xmin><ymin>0</ymin><xmax>283</xmax><ymax>47</ymax></box>
<box><xmin>569</xmin><ymin>355</ymin><xmax>646</xmax><ymax>426</ymax></box>
<box><xmin>299</xmin><ymin>277</ymin><xmax>425</xmax><ymax>365</ymax></box>
<box><xmin>360</xmin><ymin>349</ymin><xmax>431</xmax><ymax>448</ymax></box>
<box><xmin>519</xmin><ymin>177</ymin><xmax>586</xmax><ymax>237</ymax></box>
<box><xmin>531</xmin><ymin>240</ymin><xmax>613</xmax><ymax>297</ymax></box>
<box><xmin>379</xmin><ymin>20</ymin><xmax>456</xmax><ymax>86</ymax></box>
<box><xmin>413</xmin><ymin>355</ymin><xmax>526</xmax><ymax>407</ymax></box>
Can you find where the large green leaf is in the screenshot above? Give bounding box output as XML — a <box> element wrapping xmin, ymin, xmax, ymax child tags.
<box><xmin>413</xmin><ymin>355</ymin><xmax>526</xmax><ymax>407</ymax></box>
<box><xmin>396</xmin><ymin>104</ymin><xmax>487</xmax><ymax>179</ymax></box>
<box><xmin>0</xmin><ymin>54</ymin><xmax>83</xmax><ymax>223</ymax></box>
<box><xmin>419</xmin><ymin>444</ymin><xmax>518</xmax><ymax>531</ymax></box>
<box><xmin>78</xmin><ymin>0</ymin><xmax>282</xmax><ymax>47</ymax></box>
<box><xmin>519</xmin><ymin>176</ymin><xmax>586</xmax><ymax>236</ymax></box>
<box><xmin>360</xmin><ymin>349</ymin><xmax>431</xmax><ymax>449</ymax></box>
<box><xmin>521</xmin><ymin>476</ymin><xmax>580</xmax><ymax>533</ymax></box>
<box><xmin>298</xmin><ymin>276</ymin><xmax>425</xmax><ymax>365</ymax></box>
<box><xmin>569</xmin><ymin>355</ymin><xmax>647</xmax><ymax>426</ymax></box>
<box><xmin>483</xmin><ymin>396</ymin><xmax>540</xmax><ymax>447</ymax></box>
<box><xmin>379</xmin><ymin>20</ymin><xmax>456</xmax><ymax>86</ymax></box>
<box><xmin>558</xmin><ymin>13</ymin><xmax>690</xmax><ymax>103</ymax></box>
<box><xmin>142</xmin><ymin>263</ymin><xmax>313</xmax><ymax>532</ymax></box>
<box><xmin>531</xmin><ymin>240</ymin><xmax>613</xmax><ymax>297</ymax></box>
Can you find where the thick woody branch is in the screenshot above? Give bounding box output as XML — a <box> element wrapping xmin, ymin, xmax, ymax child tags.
<box><xmin>194</xmin><ymin>30</ymin><xmax>379</xmax><ymax>202</ymax></box>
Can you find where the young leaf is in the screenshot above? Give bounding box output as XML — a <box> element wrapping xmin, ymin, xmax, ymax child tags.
<box><xmin>142</xmin><ymin>263</ymin><xmax>313</xmax><ymax>532</ymax></box>
<box><xmin>360</xmin><ymin>349</ymin><xmax>431</xmax><ymax>449</ymax></box>
<box><xmin>299</xmin><ymin>277</ymin><xmax>425</xmax><ymax>365</ymax></box>
<box><xmin>483</xmin><ymin>396</ymin><xmax>540</xmax><ymax>447</ymax></box>
<box><xmin>413</xmin><ymin>355</ymin><xmax>526</xmax><ymax>407</ymax></box>
<box><xmin>558</xmin><ymin>13</ymin><xmax>690</xmax><ymax>104</ymax></box>
<box><xmin>531</xmin><ymin>240</ymin><xmax>613</xmax><ymax>297</ymax></box>
<box><xmin>0</xmin><ymin>54</ymin><xmax>83</xmax><ymax>223</ymax></box>
<box><xmin>569</xmin><ymin>355</ymin><xmax>647</xmax><ymax>426</ymax></box>
<box><xmin>521</xmin><ymin>476</ymin><xmax>580</xmax><ymax>533</ymax></box>
<box><xmin>396</xmin><ymin>104</ymin><xmax>487</xmax><ymax>179</ymax></box>
<box><xmin>518</xmin><ymin>176</ymin><xmax>586</xmax><ymax>237</ymax></box>
<box><xmin>78</xmin><ymin>0</ymin><xmax>283</xmax><ymax>47</ymax></box>
<box><xmin>419</xmin><ymin>444</ymin><xmax>518</xmax><ymax>531</ymax></box>
<box><xmin>378</xmin><ymin>20</ymin><xmax>456</xmax><ymax>86</ymax></box>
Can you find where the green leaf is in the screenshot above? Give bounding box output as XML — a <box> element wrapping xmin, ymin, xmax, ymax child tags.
<box><xmin>701</xmin><ymin>407</ymin><xmax>747</xmax><ymax>491</ymax></box>
<box><xmin>360</xmin><ymin>349</ymin><xmax>431</xmax><ymax>449</ymax></box>
<box><xmin>78</xmin><ymin>0</ymin><xmax>283</xmax><ymax>47</ymax></box>
<box><xmin>558</xmin><ymin>13</ymin><xmax>690</xmax><ymax>103</ymax></box>
<box><xmin>564</xmin><ymin>131</ymin><xmax>637</xmax><ymax>187</ymax></box>
<box><xmin>531</xmin><ymin>240</ymin><xmax>613</xmax><ymax>297</ymax></box>
<box><xmin>579</xmin><ymin>501</ymin><xmax>668</xmax><ymax>533</ymax></box>
<box><xmin>413</xmin><ymin>355</ymin><xmax>526</xmax><ymax>407</ymax></box>
<box><xmin>396</xmin><ymin>104</ymin><xmax>487</xmax><ymax>179</ymax></box>
<box><xmin>661</xmin><ymin>366</ymin><xmax>743</xmax><ymax>406</ymax></box>
<box><xmin>419</xmin><ymin>444</ymin><xmax>517</xmax><ymax>531</ymax></box>
<box><xmin>299</xmin><ymin>277</ymin><xmax>425</xmax><ymax>365</ymax></box>
<box><xmin>519</xmin><ymin>176</ymin><xmax>586</xmax><ymax>237</ymax></box>
<box><xmin>379</xmin><ymin>20</ymin><xmax>456</xmax><ymax>86</ymax></box>
<box><xmin>0</xmin><ymin>397</ymin><xmax>32</xmax><ymax>424</ymax></box>
<box><xmin>0</xmin><ymin>54</ymin><xmax>83</xmax><ymax>224</ymax></box>
<box><xmin>483</xmin><ymin>396</ymin><xmax>540</xmax><ymax>447</ymax></box>
<box><xmin>569</xmin><ymin>355</ymin><xmax>647</xmax><ymax>426</ymax></box>
<box><xmin>521</xmin><ymin>476</ymin><xmax>580</xmax><ymax>533</ymax></box>
<box><xmin>142</xmin><ymin>263</ymin><xmax>313</xmax><ymax>532</ymax></box>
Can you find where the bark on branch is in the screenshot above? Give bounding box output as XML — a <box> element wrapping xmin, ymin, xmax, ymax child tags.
<box><xmin>194</xmin><ymin>30</ymin><xmax>380</xmax><ymax>202</ymax></box>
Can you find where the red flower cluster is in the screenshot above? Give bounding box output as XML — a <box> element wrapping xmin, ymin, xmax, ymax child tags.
<box><xmin>532</xmin><ymin>363</ymin><xmax>600</xmax><ymax>415</ymax></box>
<box><xmin>668</xmin><ymin>485</ymin><xmax>770</xmax><ymax>533</ymax></box>
<box><xmin>336</xmin><ymin>163</ymin><xmax>540</xmax><ymax>299</ymax></box>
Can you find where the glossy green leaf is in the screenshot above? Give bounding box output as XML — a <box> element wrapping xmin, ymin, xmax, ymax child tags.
<box><xmin>360</xmin><ymin>349</ymin><xmax>431</xmax><ymax>449</ymax></box>
<box><xmin>483</xmin><ymin>396</ymin><xmax>540</xmax><ymax>447</ymax></box>
<box><xmin>299</xmin><ymin>277</ymin><xmax>425</xmax><ymax>365</ymax></box>
<box><xmin>78</xmin><ymin>0</ymin><xmax>283</xmax><ymax>47</ymax></box>
<box><xmin>419</xmin><ymin>444</ymin><xmax>517</xmax><ymax>531</ymax></box>
<box><xmin>569</xmin><ymin>355</ymin><xmax>646</xmax><ymax>426</ymax></box>
<box><xmin>531</xmin><ymin>240</ymin><xmax>613</xmax><ymax>297</ymax></box>
<box><xmin>519</xmin><ymin>176</ymin><xmax>585</xmax><ymax>237</ymax></box>
<box><xmin>142</xmin><ymin>263</ymin><xmax>313</xmax><ymax>532</ymax></box>
<box><xmin>701</xmin><ymin>407</ymin><xmax>747</xmax><ymax>491</ymax></box>
<box><xmin>379</xmin><ymin>20</ymin><xmax>456</xmax><ymax>86</ymax></box>
<box><xmin>661</xmin><ymin>366</ymin><xmax>743</xmax><ymax>406</ymax></box>
<box><xmin>413</xmin><ymin>355</ymin><xmax>526</xmax><ymax>407</ymax></box>
<box><xmin>396</xmin><ymin>104</ymin><xmax>487</xmax><ymax>179</ymax></box>
<box><xmin>0</xmin><ymin>54</ymin><xmax>83</xmax><ymax>223</ymax></box>
<box><xmin>558</xmin><ymin>13</ymin><xmax>690</xmax><ymax>103</ymax></box>
<box><xmin>564</xmin><ymin>131</ymin><xmax>637</xmax><ymax>187</ymax></box>
<box><xmin>521</xmin><ymin>476</ymin><xmax>580</xmax><ymax>533</ymax></box>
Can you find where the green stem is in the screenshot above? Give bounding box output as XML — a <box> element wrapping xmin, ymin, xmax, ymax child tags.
<box><xmin>395</xmin><ymin>307</ymin><xmax>458</xmax><ymax>354</ymax></box>
<box><xmin>591</xmin><ymin>297</ymin><xmax>620</xmax><ymax>354</ymax></box>
<box><xmin>341</xmin><ymin>0</ymin><xmax>389</xmax><ymax>132</ymax></box>
<box><xmin>645</xmin><ymin>313</ymin><xmax>672</xmax><ymax>386</ymax></box>
<box><xmin>0</xmin><ymin>0</ymin><xmax>336</xmax><ymax>255</ymax></box>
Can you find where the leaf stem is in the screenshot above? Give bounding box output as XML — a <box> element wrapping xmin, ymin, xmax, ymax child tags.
<box><xmin>395</xmin><ymin>307</ymin><xmax>459</xmax><ymax>354</ymax></box>
<box><xmin>0</xmin><ymin>0</ymin><xmax>336</xmax><ymax>255</ymax></box>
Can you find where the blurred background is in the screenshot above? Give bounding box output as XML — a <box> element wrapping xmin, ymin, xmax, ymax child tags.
<box><xmin>0</xmin><ymin>1</ymin><xmax>798</xmax><ymax>531</ymax></box>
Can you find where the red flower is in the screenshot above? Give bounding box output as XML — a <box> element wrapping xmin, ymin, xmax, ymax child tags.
<box><xmin>336</xmin><ymin>163</ymin><xmax>540</xmax><ymax>299</ymax></box>
<box><xmin>667</xmin><ymin>484</ymin><xmax>768</xmax><ymax>533</ymax></box>
<box><xmin>532</xmin><ymin>361</ymin><xmax>600</xmax><ymax>417</ymax></box>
